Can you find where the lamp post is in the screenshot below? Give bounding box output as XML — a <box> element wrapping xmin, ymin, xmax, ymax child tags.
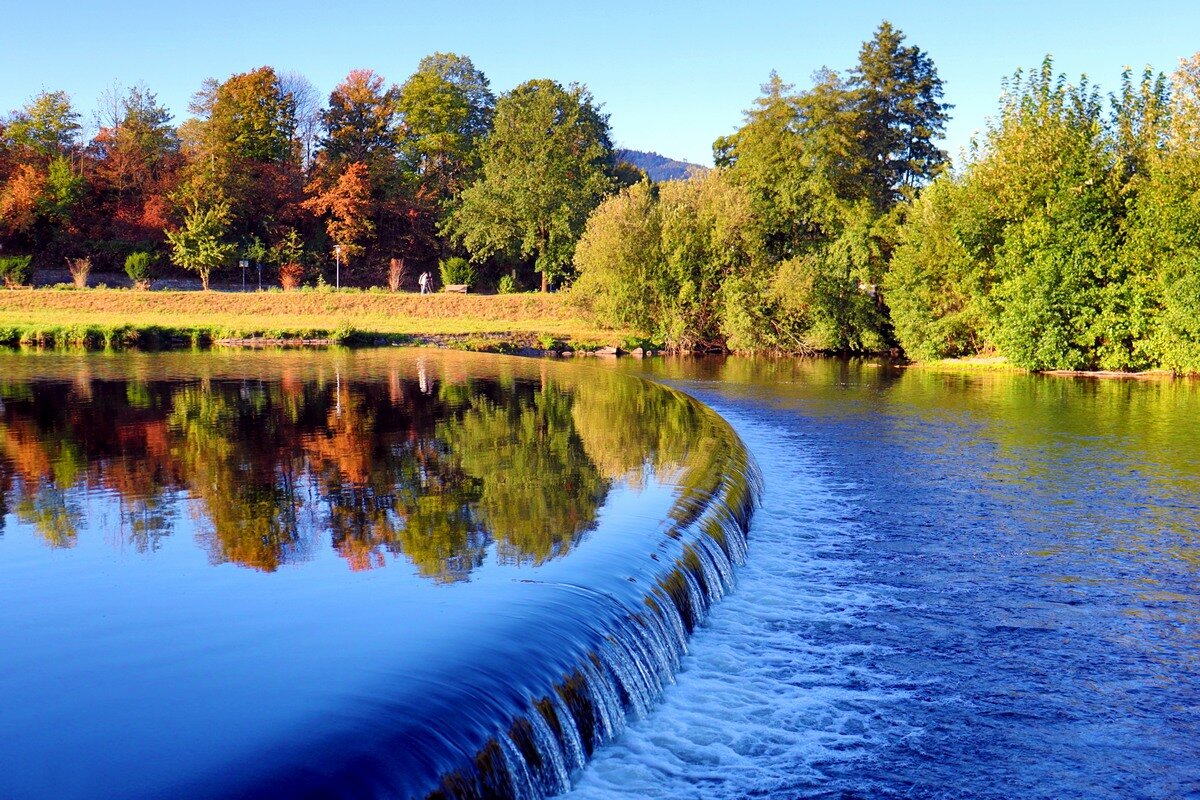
<box><xmin>239</xmin><ymin>260</ymin><xmax>248</xmax><ymax>292</ymax></box>
<box><xmin>334</xmin><ymin>245</ymin><xmax>342</xmax><ymax>290</ymax></box>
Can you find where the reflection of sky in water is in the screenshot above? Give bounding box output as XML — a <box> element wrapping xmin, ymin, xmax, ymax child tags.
<box><xmin>0</xmin><ymin>350</ymin><xmax>749</xmax><ymax>799</ymax></box>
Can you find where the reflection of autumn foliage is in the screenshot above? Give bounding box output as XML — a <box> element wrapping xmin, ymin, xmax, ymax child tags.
<box><xmin>0</xmin><ymin>361</ymin><xmax>736</xmax><ymax>578</ymax></box>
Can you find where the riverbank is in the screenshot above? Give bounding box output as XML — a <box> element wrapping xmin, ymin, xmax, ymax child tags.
<box><xmin>0</xmin><ymin>287</ymin><xmax>634</xmax><ymax>351</ymax></box>
<box><xmin>902</xmin><ymin>354</ymin><xmax>1186</xmax><ymax>379</ymax></box>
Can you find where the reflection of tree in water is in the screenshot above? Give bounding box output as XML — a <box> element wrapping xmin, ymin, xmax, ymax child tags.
<box><xmin>568</xmin><ymin>369</ymin><xmax>743</xmax><ymax>529</ymax></box>
<box><xmin>169</xmin><ymin>384</ymin><xmax>310</xmax><ymax>571</ymax></box>
<box><xmin>0</xmin><ymin>361</ymin><xmax>741</xmax><ymax>579</ymax></box>
<box><xmin>443</xmin><ymin>378</ymin><xmax>609</xmax><ymax>566</ymax></box>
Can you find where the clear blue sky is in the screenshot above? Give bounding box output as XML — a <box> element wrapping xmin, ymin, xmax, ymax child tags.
<box><xmin>3</xmin><ymin>0</ymin><xmax>1198</xmax><ymax>166</ymax></box>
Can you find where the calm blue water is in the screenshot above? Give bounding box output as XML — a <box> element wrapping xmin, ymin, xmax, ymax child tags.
<box><xmin>571</xmin><ymin>358</ymin><xmax>1200</xmax><ymax>800</ymax></box>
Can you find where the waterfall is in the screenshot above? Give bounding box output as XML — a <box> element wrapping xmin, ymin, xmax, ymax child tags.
<box><xmin>421</xmin><ymin>444</ymin><xmax>762</xmax><ymax>800</ymax></box>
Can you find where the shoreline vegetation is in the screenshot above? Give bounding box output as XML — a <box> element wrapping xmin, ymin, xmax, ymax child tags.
<box><xmin>4</xmin><ymin>26</ymin><xmax>1200</xmax><ymax>374</ymax></box>
<box><xmin>2</xmin><ymin>285</ymin><xmax>1194</xmax><ymax>381</ymax></box>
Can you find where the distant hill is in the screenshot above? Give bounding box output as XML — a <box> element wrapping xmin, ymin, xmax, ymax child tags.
<box><xmin>616</xmin><ymin>149</ymin><xmax>708</xmax><ymax>182</ymax></box>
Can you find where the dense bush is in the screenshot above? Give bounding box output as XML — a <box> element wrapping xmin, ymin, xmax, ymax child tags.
<box><xmin>124</xmin><ymin>251</ymin><xmax>157</xmax><ymax>289</ymax></box>
<box><xmin>497</xmin><ymin>274</ymin><xmax>519</xmax><ymax>294</ymax></box>
<box><xmin>0</xmin><ymin>255</ymin><xmax>34</xmax><ymax>287</ymax></box>
<box><xmin>439</xmin><ymin>256</ymin><xmax>475</xmax><ymax>287</ymax></box>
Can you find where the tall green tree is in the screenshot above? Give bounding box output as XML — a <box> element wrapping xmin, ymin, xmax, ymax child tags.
<box><xmin>396</xmin><ymin>53</ymin><xmax>495</xmax><ymax>206</ymax></box>
<box><xmin>850</xmin><ymin>21</ymin><xmax>952</xmax><ymax>205</ymax></box>
<box><xmin>448</xmin><ymin>79</ymin><xmax>615</xmax><ymax>291</ymax></box>
<box><xmin>3</xmin><ymin>91</ymin><xmax>81</xmax><ymax>157</ymax></box>
<box><xmin>178</xmin><ymin>67</ymin><xmax>304</xmax><ymax>246</ymax></box>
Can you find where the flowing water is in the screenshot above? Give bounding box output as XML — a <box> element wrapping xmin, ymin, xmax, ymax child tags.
<box><xmin>0</xmin><ymin>350</ymin><xmax>758</xmax><ymax>799</ymax></box>
<box><xmin>569</xmin><ymin>357</ymin><xmax>1200</xmax><ymax>799</ymax></box>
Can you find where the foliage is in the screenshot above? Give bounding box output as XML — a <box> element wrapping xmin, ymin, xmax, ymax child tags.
<box><xmin>447</xmin><ymin>79</ymin><xmax>616</xmax><ymax>291</ymax></box>
<box><xmin>177</xmin><ymin>67</ymin><xmax>302</xmax><ymax>247</ymax></box>
<box><xmin>884</xmin><ymin>56</ymin><xmax>1173</xmax><ymax>370</ymax></box>
<box><xmin>4</xmin><ymin>91</ymin><xmax>81</xmax><ymax>155</ymax></box>
<box><xmin>320</xmin><ymin>69</ymin><xmax>400</xmax><ymax>169</ymax></box>
<box><xmin>573</xmin><ymin>180</ymin><xmax>662</xmax><ymax>330</ymax></box>
<box><xmin>0</xmin><ymin>255</ymin><xmax>33</xmax><ymax>287</ymax></box>
<box><xmin>886</xmin><ymin>178</ymin><xmax>988</xmax><ymax>360</ymax></box>
<box><xmin>496</xmin><ymin>274</ymin><xmax>518</xmax><ymax>294</ymax></box>
<box><xmin>396</xmin><ymin>53</ymin><xmax>494</xmax><ymax>205</ymax></box>
<box><xmin>4</xmin><ymin>33</ymin><xmax>1200</xmax><ymax>370</ymax></box>
<box><xmin>850</xmin><ymin>21</ymin><xmax>951</xmax><ymax>205</ymax></box>
<box><xmin>0</xmin><ymin>164</ymin><xmax>47</xmax><ymax>237</ymax></box>
<box><xmin>439</xmin><ymin>256</ymin><xmax>475</xmax><ymax>286</ymax></box>
<box><xmin>166</xmin><ymin>202</ymin><xmax>235</xmax><ymax>289</ymax></box>
<box><xmin>577</xmin><ymin>21</ymin><xmax>945</xmax><ymax>353</ymax></box>
<box><xmin>1120</xmin><ymin>53</ymin><xmax>1200</xmax><ymax>373</ymax></box>
<box><xmin>303</xmin><ymin>161</ymin><xmax>374</xmax><ymax>264</ymax></box>
<box><xmin>124</xmin><ymin>251</ymin><xmax>156</xmax><ymax>289</ymax></box>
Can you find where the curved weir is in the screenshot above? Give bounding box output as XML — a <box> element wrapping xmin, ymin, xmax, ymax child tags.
<box><xmin>0</xmin><ymin>350</ymin><xmax>759</xmax><ymax>799</ymax></box>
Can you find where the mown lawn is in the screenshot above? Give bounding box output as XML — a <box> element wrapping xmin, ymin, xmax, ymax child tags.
<box><xmin>0</xmin><ymin>287</ymin><xmax>629</xmax><ymax>347</ymax></box>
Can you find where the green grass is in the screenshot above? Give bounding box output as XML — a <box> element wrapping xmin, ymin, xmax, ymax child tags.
<box><xmin>0</xmin><ymin>287</ymin><xmax>629</xmax><ymax>350</ymax></box>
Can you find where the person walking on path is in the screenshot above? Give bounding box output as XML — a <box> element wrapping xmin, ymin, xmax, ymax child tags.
<box><xmin>418</xmin><ymin>271</ymin><xmax>430</xmax><ymax>294</ymax></box>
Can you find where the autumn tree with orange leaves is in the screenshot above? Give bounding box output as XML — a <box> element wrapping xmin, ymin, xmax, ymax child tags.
<box><xmin>303</xmin><ymin>161</ymin><xmax>374</xmax><ymax>265</ymax></box>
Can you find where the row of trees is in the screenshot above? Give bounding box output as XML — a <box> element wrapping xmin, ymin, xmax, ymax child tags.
<box><xmin>576</xmin><ymin>22</ymin><xmax>951</xmax><ymax>353</ymax></box>
<box><xmin>575</xmin><ymin>24</ymin><xmax>1200</xmax><ymax>372</ymax></box>
<box><xmin>0</xmin><ymin>55</ymin><xmax>629</xmax><ymax>291</ymax></box>
<box><xmin>888</xmin><ymin>55</ymin><xmax>1200</xmax><ymax>371</ymax></box>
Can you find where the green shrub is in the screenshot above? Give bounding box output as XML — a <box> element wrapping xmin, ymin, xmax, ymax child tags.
<box><xmin>439</xmin><ymin>256</ymin><xmax>475</xmax><ymax>287</ymax></box>
<box><xmin>124</xmin><ymin>251</ymin><xmax>157</xmax><ymax>289</ymax></box>
<box><xmin>497</xmin><ymin>274</ymin><xmax>519</xmax><ymax>294</ymax></box>
<box><xmin>331</xmin><ymin>319</ymin><xmax>355</xmax><ymax>344</ymax></box>
<box><xmin>0</xmin><ymin>255</ymin><xmax>33</xmax><ymax>287</ymax></box>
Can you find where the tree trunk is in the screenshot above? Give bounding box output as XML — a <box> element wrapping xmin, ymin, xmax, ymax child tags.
<box><xmin>541</xmin><ymin>271</ymin><xmax>548</xmax><ymax>293</ymax></box>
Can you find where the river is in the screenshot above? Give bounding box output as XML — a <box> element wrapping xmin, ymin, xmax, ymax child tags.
<box><xmin>1</xmin><ymin>351</ymin><xmax>1195</xmax><ymax>798</ymax></box>
<box><xmin>571</xmin><ymin>357</ymin><xmax>1200</xmax><ymax>799</ymax></box>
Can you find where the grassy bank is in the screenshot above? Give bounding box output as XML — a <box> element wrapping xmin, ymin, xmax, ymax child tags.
<box><xmin>903</xmin><ymin>355</ymin><xmax>1185</xmax><ymax>379</ymax></box>
<box><xmin>0</xmin><ymin>287</ymin><xmax>632</xmax><ymax>350</ymax></box>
